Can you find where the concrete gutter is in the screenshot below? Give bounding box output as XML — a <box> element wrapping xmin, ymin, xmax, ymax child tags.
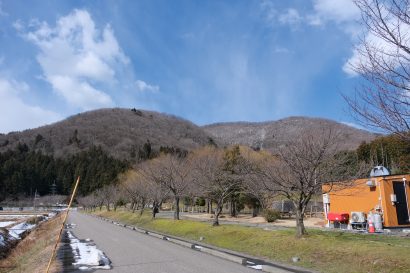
<box><xmin>92</xmin><ymin>214</ymin><xmax>318</xmax><ymax>273</ymax></box>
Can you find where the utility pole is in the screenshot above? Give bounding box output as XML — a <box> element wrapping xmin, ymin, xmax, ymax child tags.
<box><xmin>33</xmin><ymin>189</ymin><xmax>40</xmax><ymax>211</ymax></box>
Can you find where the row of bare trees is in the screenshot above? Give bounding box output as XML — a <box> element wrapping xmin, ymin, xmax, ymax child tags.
<box><xmin>78</xmin><ymin>127</ymin><xmax>366</xmax><ymax>237</ymax></box>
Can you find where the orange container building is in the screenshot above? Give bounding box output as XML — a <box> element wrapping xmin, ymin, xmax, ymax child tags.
<box><xmin>322</xmin><ymin>171</ymin><xmax>410</xmax><ymax>228</ymax></box>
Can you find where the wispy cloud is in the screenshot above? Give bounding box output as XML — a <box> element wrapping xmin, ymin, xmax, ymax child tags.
<box><xmin>310</xmin><ymin>0</ymin><xmax>360</xmax><ymax>24</ymax></box>
<box><xmin>135</xmin><ymin>80</ymin><xmax>159</xmax><ymax>93</ymax></box>
<box><xmin>274</xmin><ymin>46</ymin><xmax>291</xmax><ymax>54</ymax></box>
<box><xmin>341</xmin><ymin>121</ymin><xmax>365</xmax><ymax>130</ymax></box>
<box><xmin>0</xmin><ymin>1</ymin><xmax>8</xmax><ymax>17</ymax></box>
<box><xmin>261</xmin><ymin>0</ymin><xmax>360</xmax><ymax>35</ymax></box>
<box><xmin>279</xmin><ymin>8</ymin><xmax>302</xmax><ymax>26</ymax></box>
<box><xmin>0</xmin><ymin>77</ymin><xmax>61</xmax><ymax>133</ymax></box>
<box><xmin>309</xmin><ymin>0</ymin><xmax>361</xmax><ymax>37</ymax></box>
<box><xmin>260</xmin><ymin>0</ymin><xmax>277</xmax><ymax>26</ymax></box>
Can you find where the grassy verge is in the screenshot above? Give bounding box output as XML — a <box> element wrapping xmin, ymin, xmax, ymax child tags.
<box><xmin>0</xmin><ymin>214</ymin><xmax>63</xmax><ymax>273</ymax></box>
<box><xmin>91</xmin><ymin>209</ymin><xmax>410</xmax><ymax>273</ymax></box>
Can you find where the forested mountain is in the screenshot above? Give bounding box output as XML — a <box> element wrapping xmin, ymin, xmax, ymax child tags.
<box><xmin>203</xmin><ymin>117</ymin><xmax>377</xmax><ymax>152</ymax></box>
<box><xmin>0</xmin><ymin>108</ymin><xmax>214</xmax><ymax>160</ymax></box>
<box><xmin>0</xmin><ymin>109</ymin><xmax>380</xmax><ymax>200</ymax></box>
<box><xmin>0</xmin><ymin>110</ymin><xmax>376</xmax><ymax>160</ymax></box>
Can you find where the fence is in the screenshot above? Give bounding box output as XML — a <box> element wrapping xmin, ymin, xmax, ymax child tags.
<box><xmin>271</xmin><ymin>200</ymin><xmax>324</xmax><ymax>217</ymax></box>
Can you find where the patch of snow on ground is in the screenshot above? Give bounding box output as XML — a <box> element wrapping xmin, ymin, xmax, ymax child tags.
<box><xmin>0</xmin><ymin>215</ymin><xmax>30</xmax><ymax>219</ymax></box>
<box><xmin>0</xmin><ymin>234</ymin><xmax>4</xmax><ymax>246</ymax></box>
<box><xmin>67</xmin><ymin>231</ymin><xmax>111</xmax><ymax>270</ymax></box>
<box><xmin>0</xmin><ymin>221</ymin><xmax>15</xmax><ymax>227</ymax></box>
<box><xmin>8</xmin><ymin>222</ymin><xmax>36</xmax><ymax>239</ymax></box>
<box><xmin>248</xmin><ymin>264</ymin><xmax>263</xmax><ymax>270</ymax></box>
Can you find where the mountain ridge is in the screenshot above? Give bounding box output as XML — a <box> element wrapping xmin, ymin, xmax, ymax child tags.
<box><xmin>203</xmin><ymin>116</ymin><xmax>377</xmax><ymax>152</ymax></box>
<box><xmin>0</xmin><ymin>108</ymin><xmax>377</xmax><ymax>159</ymax></box>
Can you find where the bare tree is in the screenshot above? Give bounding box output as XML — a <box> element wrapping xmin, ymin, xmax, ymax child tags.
<box><xmin>139</xmin><ymin>154</ymin><xmax>191</xmax><ymax>220</ymax></box>
<box><xmin>94</xmin><ymin>184</ymin><xmax>119</xmax><ymax>211</ymax></box>
<box><xmin>123</xmin><ymin>171</ymin><xmax>149</xmax><ymax>214</ymax></box>
<box><xmin>241</xmin><ymin>149</ymin><xmax>275</xmax><ymax>212</ymax></box>
<box><xmin>345</xmin><ymin>0</ymin><xmax>410</xmax><ymax>140</ymax></box>
<box><xmin>146</xmin><ymin>178</ymin><xmax>169</xmax><ymax>218</ymax></box>
<box><xmin>111</xmin><ymin>185</ymin><xmax>125</xmax><ymax>211</ymax></box>
<box><xmin>192</xmin><ymin>146</ymin><xmax>251</xmax><ymax>226</ymax></box>
<box><xmin>93</xmin><ymin>188</ymin><xmax>106</xmax><ymax>211</ymax></box>
<box><xmin>77</xmin><ymin>194</ymin><xmax>98</xmax><ymax>211</ymax></box>
<box><xmin>255</xmin><ymin>129</ymin><xmax>365</xmax><ymax>237</ymax></box>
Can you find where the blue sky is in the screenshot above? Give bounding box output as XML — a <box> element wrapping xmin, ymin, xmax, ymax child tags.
<box><xmin>0</xmin><ymin>0</ymin><xmax>366</xmax><ymax>133</ymax></box>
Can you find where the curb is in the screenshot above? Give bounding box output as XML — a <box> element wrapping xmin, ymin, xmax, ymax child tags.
<box><xmin>90</xmin><ymin>214</ymin><xmax>318</xmax><ymax>273</ymax></box>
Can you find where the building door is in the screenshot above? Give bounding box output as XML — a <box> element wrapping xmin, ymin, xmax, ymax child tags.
<box><xmin>393</xmin><ymin>181</ymin><xmax>410</xmax><ymax>225</ymax></box>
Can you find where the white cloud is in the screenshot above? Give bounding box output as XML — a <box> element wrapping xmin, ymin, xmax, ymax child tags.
<box><xmin>341</xmin><ymin>121</ymin><xmax>365</xmax><ymax>130</ymax></box>
<box><xmin>279</xmin><ymin>9</ymin><xmax>302</xmax><ymax>26</ymax></box>
<box><xmin>0</xmin><ymin>78</ymin><xmax>61</xmax><ymax>133</ymax></box>
<box><xmin>343</xmin><ymin>4</ymin><xmax>410</xmax><ymax>76</ymax></box>
<box><xmin>343</xmin><ymin>30</ymin><xmax>410</xmax><ymax>76</ymax></box>
<box><xmin>48</xmin><ymin>75</ymin><xmax>113</xmax><ymax>109</ymax></box>
<box><xmin>308</xmin><ymin>0</ymin><xmax>362</xmax><ymax>38</ymax></box>
<box><xmin>135</xmin><ymin>80</ymin><xmax>159</xmax><ymax>93</ymax></box>
<box><xmin>261</xmin><ymin>0</ymin><xmax>360</xmax><ymax>34</ymax></box>
<box><xmin>311</xmin><ymin>0</ymin><xmax>360</xmax><ymax>24</ymax></box>
<box><xmin>274</xmin><ymin>46</ymin><xmax>291</xmax><ymax>54</ymax></box>
<box><xmin>260</xmin><ymin>0</ymin><xmax>276</xmax><ymax>25</ymax></box>
<box><xmin>12</xmin><ymin>20</ymin><xmax>24</xmax><ymax>31</ymax></box>
<box><xmin>21</xmin><ymin>9</ymin><xmax>128</xmax><ymax>110</ymax></box>
<box><xmin>0</xmin><ymin>1</ymin><xmax>8</xmax><ymax>17</ymax></box>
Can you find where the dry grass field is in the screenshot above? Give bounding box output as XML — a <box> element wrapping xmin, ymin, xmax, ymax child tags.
<box><xmin>0</xmin><ymin>213</ymin><xmax>63</xmax><ymax>273</ymax></box>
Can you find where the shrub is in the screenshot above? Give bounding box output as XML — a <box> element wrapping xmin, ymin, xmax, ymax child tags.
<box><xmin>263</xmin><ymin>209</ymin><xmax>281</xmax><ymax>223</ymax></box>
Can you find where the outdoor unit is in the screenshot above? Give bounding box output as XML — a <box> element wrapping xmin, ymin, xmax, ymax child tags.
<box><xmin>366</xmin><ymin>180</ymin><xmax>376</xmax><ymax>187</ymax></box>
<box><xmin>351</xmin><ymin>212</ymin><xmax>366</xmax><ymax>223</ymax></box>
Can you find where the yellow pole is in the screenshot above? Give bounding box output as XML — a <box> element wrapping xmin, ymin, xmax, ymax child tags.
<box><xmin>45</xmin><ymin>176</ymin><xmax>80</xmax><ymax>273</ymax></box>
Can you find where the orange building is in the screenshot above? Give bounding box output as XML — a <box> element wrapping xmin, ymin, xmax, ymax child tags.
<box><xmin>322</xmin><ymin>168</ymin><xmax>410</xmax><ymax>228</ymax></box>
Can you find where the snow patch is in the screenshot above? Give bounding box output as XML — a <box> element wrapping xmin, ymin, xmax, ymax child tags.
<box><xmin>0</xmin><ymin>221</ymin><xmax>15</xmax><ymax>227</ymax></box>
<box><xmin>67</xmin><ymin>231</ymin><xmax>111</xmax><ymax>270</ymax></box>
<box><xmin>247</xmin><ymin>264</ymin><xmax>263</xmax><ymax>270</ymax></box>
<box><xmin>0</xmin><ymin>215</ymin><xmax>30</xmax><ymax>219</ymax></box>
<box><xmin>8</xmin><ymin>222</ymin><xmax>36</xmax><ymax>239</ymax></box>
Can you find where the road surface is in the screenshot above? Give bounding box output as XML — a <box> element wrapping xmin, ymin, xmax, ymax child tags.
<box><xmin>66</xmin><ymin>211</ymin><xmax>261</xmax><ymax>273</ymax></box>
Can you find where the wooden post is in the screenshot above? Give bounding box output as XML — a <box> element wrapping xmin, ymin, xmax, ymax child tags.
<box><xmin>45</xmin><ymin>176</ymin><xmax>80</xmax><ymax>273</ymax></box>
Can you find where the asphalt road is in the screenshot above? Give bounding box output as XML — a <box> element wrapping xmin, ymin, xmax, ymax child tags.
<box><xmin>66</xmin><ymin>211</ymin><xmax>260</xmax><ymax>273</ymax></box>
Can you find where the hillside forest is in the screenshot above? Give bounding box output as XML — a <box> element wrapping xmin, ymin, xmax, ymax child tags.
<box><xmin>0</xmin><ymin>132</ymin><xmax>408</xmax><ymax>203</ymax></box>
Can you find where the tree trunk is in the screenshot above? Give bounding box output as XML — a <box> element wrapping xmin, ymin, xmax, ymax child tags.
<box><xmin>252</xmin><ymin>206</ymin><xmax>259</xmax><ymax>217</ymax></box>
<box><xmin>295</xmin><ymin>208</ymin><xmax>306</xmax><ymax>238</ymax></box>
<box><xmin>206</xmin><ymin>199</ymin><xmax>210</xmax><ymax>214</ymax></box>
<box><xmin>174</xmin><ymin>196</ymin><xmax>180</xmax><ymax>220</ymax></box>
<box><xmin>213</xmin><ymin>204</ymin><xmax>222</xmax><ymax>226</ymax></box>
<box><xmin>139</xmin><ymin>199</ymin><xmax>146</xmax><ymax>216</ymax></box>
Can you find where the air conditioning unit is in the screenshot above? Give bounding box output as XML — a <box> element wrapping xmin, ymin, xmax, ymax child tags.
<box><xmin>351</xmin><ymin>212</ymin><xmax>366</xmax><ymax>223</ymax></box>
<box><xmin>366</xmin><ymin>180</ymin><xmax>376</xmax><ymax>187</ymax></box>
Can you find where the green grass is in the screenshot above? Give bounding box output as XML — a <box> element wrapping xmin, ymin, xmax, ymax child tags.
<box><xmin>89</xmin><ymin>209</ymin><xmax>410</xmax><ymax>273</ymax></box>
